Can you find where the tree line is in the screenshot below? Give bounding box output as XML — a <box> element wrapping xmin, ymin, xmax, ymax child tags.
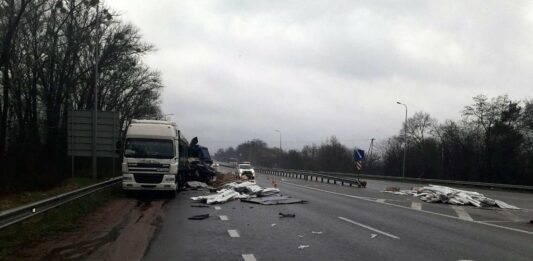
<box><xmin>215</xmin><ymin>94</ymin><xmax>533</xmax><ymax>186</ymax></box>
<box><xmin>214</xmin><ymin>136</ymin><xmax>359</xmax><ymax>173</ymax></box>
<box><xmin>0</xmin><ymin>0</ymin><xmax>163</xmax><ymax>192</ymax></box>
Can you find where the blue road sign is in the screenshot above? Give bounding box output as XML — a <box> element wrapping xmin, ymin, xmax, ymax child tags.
<box><xmin>353</xmin><ymin>149</ymin><xmax>365</xmax><ymax>161</ymax></box>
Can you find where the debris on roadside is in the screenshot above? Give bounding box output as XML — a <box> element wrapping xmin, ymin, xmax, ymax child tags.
<box><xmin>311</xmin><ymin>231</ymin><xmax>323</xmax><ymax>234</ymax></box>
<box><xmin>271</xmin><ymin>223</ymin><xmax>276</xmax><ymax>227</ymax></box>
<box><xmin>190</xmin><ymin>204</ymin><xmax>210</xmax><ymax>208</ymax></box>
<box><xmin>190</xmin><ymin>189</ymin><xmax>247</xmax><ymax>204</ymax></box>
<box><xmin>383</xmin><ymin>185</ymin><xmax>520</xmax><ymax>209</ymax></box>
<box><xmin>298</xmin><ymin>235</ymin><xmax>304</xmax><ymax>238</ymax></box>
<box><xmin>211</xmin><ymin>172</ymin><xmax>243</xmax><ymax>188</ymax></box>
<box><xmin>258</xmin><ymin>188</ymin><xmax>281</xmax><ymax>197</ymax></box>
<box><xmin>384</xmin><ymin>187</ymin><xmax>400</xmax><ymax>192</ymax></box>
<box><xmin>188</xmin><ymin>214</ymin><xmax>210</xmax><ymax>220</ymax></box>
<box><xmin>279</xmin><ymin>213</ymin><xmax>296</xmax><ymax>218</ymax></box>
<box><xmin>241</xmin><ymin>195</ymin><xmax>306</xmax><ymax>205</ymax></box>
<box><xmin>298</xmin><ymin>245</ymin><xmax>310</xmax><ymax>250</ymax></box>
<box><xmin>190</xmin><ymin>181</ymin><xmax>305</xmax><ymax>205</ymax></box>
<box><xmin>187</xmin><ymin>181</ymin><xmax>210</xmax><ymax>189</ymax></box>
<box><xmin>371</xmin><ymin>234</ymin><xmax>378</xmax><ymax>239</ymax></box>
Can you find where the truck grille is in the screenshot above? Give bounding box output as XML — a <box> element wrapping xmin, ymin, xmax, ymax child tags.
<box><xmin>134</xmin><ymin>174</ymin><xmax>164</xmax><ymax>184</ymax></box>
<box><xmin>128</xmin><ymin>163</ymin><xmax>170</xmax><ymax>173</ymax></box>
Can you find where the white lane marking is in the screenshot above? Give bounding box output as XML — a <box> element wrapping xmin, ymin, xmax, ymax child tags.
<box><xmin>338</xmin><ymin>216</ymin><xmax>400</xmax><ymax>239</ymax></box>
<box><xmin>283</xmin><ymin>181</ymin><xmax>533</xmax><ymax>236</ymax></box>
<box><xmin>228</xmin><ymin>229</ymin><xmax>240</xmax><ymax>237</ymax></box>
<box><xmin>499</xmin><ymin>210</ymin><xmax>523</xmax><ymax>222</ymax></box>
<box><xmin>451</xmin><ymin>206</ymin><xmax>474</xmax><ymax>221</ymax></box>
<box><xmin>220</xmin><ymin>215</ymin><xmax>229</xmax><ymax>221</ymax></box>
<box><xmin>376</xmin><ymin>199</ymin><xmax>386</xmax><ymax>203</ymax></box>
<box><xmin>478</xmin><ymin>220</ymin><xmax>514</xmax><ymax>223</ymax></box>
<box><xmin>411</xmin><ymin>202</ymin><xmax>422</xmax><ymax>210</ymax></box>
<box><xmin>214</xmin><ymin>206</ymin><xmax>221</xmax><ymax>210</ymax></box>
<box><xmin>242</xmin><ymin>254</ymin><xmax>257</xmax><ymax>261</ymax></box>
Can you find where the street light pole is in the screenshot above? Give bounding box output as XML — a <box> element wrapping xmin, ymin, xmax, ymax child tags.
<box><xmin>92</xmin><ymin>3</ymin><xmax>100</xmax><ymax>179</ymax></box>
<box><xmin>275</xmin><ymin>130</ymin><xmax>282</xmax><ymax>167</ymax></box>
<box><xmin>396</xmin><ymin>102</ymin><xmax>407</xmax><ymax>179</ymax></box>
<box><xmin>275</xmin><ymin>129</ymin><xmax>282</xmax><ymax>151</ymax></box>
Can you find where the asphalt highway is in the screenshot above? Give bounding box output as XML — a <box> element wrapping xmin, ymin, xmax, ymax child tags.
<box><xmin>143</xmin><ymin>167</ymin><xmax>533</xmax><ymax>261</ymax></box>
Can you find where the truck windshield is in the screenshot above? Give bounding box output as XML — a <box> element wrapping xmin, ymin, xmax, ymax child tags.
<box><xmin>124</xmin><ymin>138</ymin><xmax>174</xmax><ymax>159</ymax></box>
<box><xmin>239</xmin><ymin>164</ymin><xmax>252</xmax><ymax>169</ymax></box>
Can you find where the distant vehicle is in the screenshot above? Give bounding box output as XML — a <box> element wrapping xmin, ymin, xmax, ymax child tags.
<box><xmin>235</xmin><ymin>163</ymin><xmax>255</xmax><ymax>179</ymax></box>
<box><xmin>120</xmin><ymin>120</ymin><xmax>181</xmax><ymax>196</ymax></box>
<box><xmin>212</xmin><ymin>162</ymin><xmax>220</xmax><ymax>171</ymax></box>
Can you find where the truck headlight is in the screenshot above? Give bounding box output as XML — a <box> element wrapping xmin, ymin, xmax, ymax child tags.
<box><xmin>170</xmin><ymin>163</ymin><xmax>178</xmax><ymax>174</ymax></box>
<box><xmin>122</xmin><ymin>163</ymin><xmax>128</xmax><ymax>172</ymax></box>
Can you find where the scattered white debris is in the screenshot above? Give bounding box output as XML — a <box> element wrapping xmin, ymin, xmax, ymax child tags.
<box><xmin>383</xmin><ymin>185</ymin><xmax>520</xmax><ymax>209</ymax></box>
<box><xmin>271</xmin><ymin>223</ymin><xmax>276</xmax><ymax>227</ymax></box>
<box><xmin>186</xmin><ymin>181</ymin><xmax>210</xmax><ymax>189</ymax></box>
<box><xmin>190</xmin><ymin>181</ymin><xmax>297</xmax><ymax>205</ymax></box>
<box><xmin>298</xmin><ymin>245</ymin><xmax>310</xmax><ymax>250</ymax></box>
<box><xmin>298</xmin><ymin>235</ymin><xmax>304</xmax><ymax>238</ymax></box>
<box><xmin>32</xmin><ymin>208</ymin><xmax>36</xmax><ymax>213</ymax></box>
<box><xmin>258</xmin><ymin>188</ymin><xmax>281</xmax><ymax>197</ymax></box>
<box><xmin>371</xmin><ymin>234</ymin><xmax>378</xmax><ymax>239</ymax></box>
<box><xmin>311</xmin><ymin>231</ymin><xmax>323</xmax><ymax>234</ymax></box>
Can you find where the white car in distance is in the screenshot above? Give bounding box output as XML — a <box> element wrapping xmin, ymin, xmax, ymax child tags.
<box><xmin>236</xmin><ymin>163</ymin><xmax>255</xmax><ymax>179</ymax></box>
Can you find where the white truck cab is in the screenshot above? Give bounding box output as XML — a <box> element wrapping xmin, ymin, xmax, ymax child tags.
<box><xmin>121</xmin><ymin>120</ymin><xmax>180</xmax><ymax>194</ymax></box>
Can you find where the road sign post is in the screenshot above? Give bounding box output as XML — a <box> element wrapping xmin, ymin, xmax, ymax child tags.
<box><xmin>353</xmin><ymin>149</ymin><xmax>365</xmax><ymax>171</ymax></box>
<box><xmin>68</xmin><ymin>110</ymin><xmax>120</xmax><ymax>178</ymax></box>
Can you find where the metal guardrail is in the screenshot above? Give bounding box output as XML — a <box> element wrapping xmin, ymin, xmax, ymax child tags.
<box><xmin>254</xmin><ymin>166</ymin><xmax>533</xmax><ymax>192</ymax></box>
<box><xmin>217</xmin><ymin>162</ymin><xmax>533</xmax><ymax>191</ymax></box>
<box><xmin>219</xmin><ymin>163</ymin><xmax>365</xmax><ymax>187</ymax></box>
<box><xmin>329</xmin><ymin>171</ymin><xmax>533</xmax><ymax>191</ymax></box>
<box><xmin>256</xmin><ymin>167</ymin><xmax>367</xmax><ymax>188</ymax></box>
<box><xmin>0</xmin><ymin>176</ymin><xmax>122</xmax><ymax>230</ymax></box>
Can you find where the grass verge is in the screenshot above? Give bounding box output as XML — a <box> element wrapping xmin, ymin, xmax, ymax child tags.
<box><xmin>0</xmin><ymin>185</ymin><xmax>121</xmax><ymax>260</ymax></box>
<box><xmin>0</xmin><ymin>177</ymin><xmax>108</xmax><ymax>212</ymax></box>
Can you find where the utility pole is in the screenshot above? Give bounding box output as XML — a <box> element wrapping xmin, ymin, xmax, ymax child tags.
<box><xmin>367</xmin><ymin>138</ymin><xmax>375</xmax><ymax>169</ymax></box>
<box><xmin>275</xmin><ymin>130</ymin><xmax>282</xmax><ymax>167</ymax></box>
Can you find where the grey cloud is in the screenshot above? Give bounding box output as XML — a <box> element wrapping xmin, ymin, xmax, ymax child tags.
<box><xmin>108</xmin><ymin>0</ymin><xmax>533</xmax><ymax>151</ymax></box>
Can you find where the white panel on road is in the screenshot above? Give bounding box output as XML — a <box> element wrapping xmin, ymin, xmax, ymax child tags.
<box><xmin>220</xmin><ymin>215</ymin><xmax>229</xmax><ymax>221</ymax></box>
<box><xmin>285</xmin><ymin>181</ymin><xmax>533</xmax><ymax>236</ymax></box>
<box><xmin>411</xmin><ymin>202</ymin><xmax>422</xmax><ymax>210</ymax></box>
<box><xmin>242</xmin><ymin>254</ymin><xmax>257</xmax><ymax>261</ymax></box>
<box><xmin>338</xmin><ymin>217</ymin><xmax>400</xmax><ymax>239</ymax></box>
<box><xmin>214</xmin><ymin>206</ymin><xmax>221</xmax><ymax>210</ymax></box>
<box><xmin>228</xmin><ymin>229</ymin><xmax>240</xmax><ymax>238</ymax></box>
<box><xmin>451</xmin><ymin>206</ymin><xmax>474</xmax><ymax>221</ymax></box>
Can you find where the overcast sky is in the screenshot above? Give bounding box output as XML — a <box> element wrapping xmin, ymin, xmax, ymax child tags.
<box><xmin>108</xmin><ymin>0</ymin><xmax>533</xmax><ymax>152</ymax></box>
